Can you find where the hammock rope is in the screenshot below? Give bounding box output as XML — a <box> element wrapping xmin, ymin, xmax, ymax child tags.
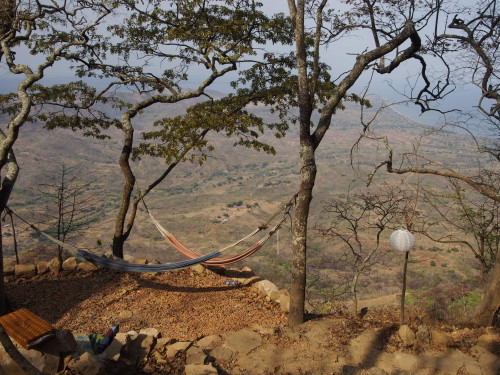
<box><xmin>142</xmin><ymin>194</ymin><xmax>296</xmax><ymax>266</ymax></box>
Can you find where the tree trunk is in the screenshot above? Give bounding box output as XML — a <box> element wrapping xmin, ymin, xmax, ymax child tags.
<box><xmin>112</xmin><ymin>118</ymin><xmax>135</xmax><ymax>259</ymax></box>
<box><xmin>0</xmin><ymin>215</ymin><xmax>4</xmax><ymax>315</ymax></box>
<box><xmin>400</xmin><ymin>251</ymin><xmax>409</xmax><ymax>325</ymax></box>
<box><xmin>289</xmin><ymin>144</ymin><xmax>316</xmax><ymax>326</ymax></box>
<box><xmin>475</xmin><ymin>248</ymin><xmax>500</xmax><ymax>327</ymax></box>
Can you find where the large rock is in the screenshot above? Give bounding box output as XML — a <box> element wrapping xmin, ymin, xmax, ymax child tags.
<box><xmin>184</xmin><ymin>364</ymin><xmax>218</xmax><ymax>375</ymax></box>
<box><xmin>186</xmin><ymin>346</ymin><xmax>206</xmax><ymax>365</ymax></box>
<box><xmin>166</xmin><ymin>341</ymin><xmax>191</xmax><ymax>358</ymax></box>
<box><xmin>224</xmin><ymin>328</ymin><xmax>262</xmax><ymax>354</ymax></box>
<box><xmin>416</xmin><ymin>325</ymin><xmax>431</xmax><ymax>346</ymax></box>
<box><xmin>196</xmin><ymin>335</ymin><xmax>221</xmax><ymax>350</ymax></box>
<box><xmin>36</xmin><ymin>261</ymin><xmax>49</xmax><ymax>275</ymax></box>
<box><xmin>139</xmin><ymin>328</ymin><xmax>160</xmax><ymax>339</ymax></box>
<box><xmin>18</xmin><ymin>347</ymin><xmax>60</xmax><ymax>374</ymax></box>
<box><xmin>252</xmin><ymin>279</ymin><xmax>279</xmax><ymax>296</ymax></box>
<box><xmin>77</xmin><ymin>261</ymin><xmax>99</xmax><ymax>272</ymax></box>
<box><xmin>14</xmin><ymin>263</ymin><xmax>36</xmax><ymax>278</ymax></box>
<box><xmin>431</xmin><ymin>329</ymin><xmax>452</xmax><ymax>347</ymax></box>
<box><xmin>398</xmin><ymin>325</ymin><xmax>416</xmax><ymax>347</ymax></box>
<box><xmin>98</xmin><ymin>332</ymin><xmax>128</xmax><ymax>362</ymax></box>
<box><xmin>62</xmin><ymin>257</ymin><xmax>78</xmax><ymax>272</ymax></box>
<box><xmin>48</xmin><ymin>257</ymin><xmax>61</xmax><ymax>274</ymax></box>
<box><xmin>68</xmin><ymin>351</ymin><xmax>106</xmax><ymax>375</ymax></box>
<box><xmin>210</xmin><ymin>345</ymin><xmax>234</xmax><ymax>361</ymax></box>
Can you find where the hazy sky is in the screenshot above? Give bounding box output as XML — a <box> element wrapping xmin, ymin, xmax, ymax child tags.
<box><xmin>0</xmin><ymin>0</ymin><xmax>484</xmax><ymax>128</ymax></box>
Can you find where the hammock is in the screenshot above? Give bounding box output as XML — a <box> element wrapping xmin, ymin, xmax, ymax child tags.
<box><xmin>144</xmin><ymin>196</ymin><xmax>295</xmax><ymax>266</ymax></box>
<box><xmin>8</xmin><ymin>208</ymin><xmax>225</xmax><ymax>273</ymax></box>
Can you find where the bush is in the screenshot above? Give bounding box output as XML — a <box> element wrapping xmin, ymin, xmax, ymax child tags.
<box><xmin>441</xmin><ymin>263</ymin><xmax>447</xmax><ymax>267</ymax></box>
<box><xmin>430</xmin><ymin>260</ymin><xmax>436</xmax><ymax>267</ymax></box>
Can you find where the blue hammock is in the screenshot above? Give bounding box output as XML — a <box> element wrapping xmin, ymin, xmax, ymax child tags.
<box><xmin>77</xmin><ymin>249</ymin><xmax>222</xmax><ymax>273</ymax></box>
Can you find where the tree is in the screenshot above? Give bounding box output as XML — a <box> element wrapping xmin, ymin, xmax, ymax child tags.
<box><xmin>361</xmin><ymin>0</ymin><xmax>499</xmax><ymax>326</ymax></box>
<box><xmin>281</xmin><ymin>0</ymin><xmax>434</xmax><ymax>325</ymax></box>
<box><xmin>316</xmin><ymin>186</ymin><xmax>410</xmax><ymax>314</ymax></box>
<box><xmin>48</xmin><ymin>0</ymin><xmax>290</xmax><ymax>259</ymax></box>
<box><xmin>35</xmin><ymin>163</ymin><xmax>100</xmax><ymax>267</ymax></box>
<box><xmin>420</xmin><ymin>180</ymin><xmax>499</xmax><ymax>276</ymax></box>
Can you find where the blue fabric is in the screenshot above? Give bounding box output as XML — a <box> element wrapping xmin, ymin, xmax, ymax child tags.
<box><xmin>77</xmin><ymin>249</ymin><xmax>222</xmax><ymax>273</ymax></box>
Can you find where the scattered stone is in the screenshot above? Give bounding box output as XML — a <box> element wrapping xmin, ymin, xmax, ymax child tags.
<box><xmin>14</xmin><ymin>263</ymin><xmax>36</xmax><ymax>278</ymax></box>
<box><xmin>431</xmin><ymin>329</ymin><xmax>452</xmax><ymax>347</ymax></box>
<box><xmin>186</xmin><ymin>346</ymin><xmax>206</xmax><ymax>365</ymax></box>
<box><xmin>279</xmin><ymin>293</ymin><xmax>290</xmax><ymax>312</ymax></box>
<box><xmin>184</xmin><ymin>363</ymin><xmax>218</xmax><ymax>375</ymax></box>
<box><xmin>18</xmin><ymin>346</ymin><xmax>60</xmax><ymax>374</ymax></box>
<box><xmin>196</xmin><ymin>335</ymin><xmax>222</xmax><ymax>350</ymax></box>
<box><xmin>77</xmin><ymin>261</ymin><xmax>98</xmax><ymax>272</ymax></box>
<box><xmin>224</xmin><ymin>328</ymin><xmax>262</xmax><ymax>354</ymax></box>
<box><xmin>98</xmin><ymin>332</ymin><xmax>128</xmax><ymax>361</ymax></box>
<box><xmin>68</xmin><ymin>351</ymin><xmax>106</xmax><ymax>375</ymax></box>
<box><xmin>126</xmin><ymin>330</ymin><xmax>139</xmax><ymax>342</ymax></box>
<box><xmin>166</xmin><ymin>341</ymin><xmax>191</xmax><ymax>358</ymax></box>
<box><xmin>270</xmin><ymin>289</ymin><xmax>289</xmax><ymax>303</ymax></box>
<box><xmin>3</xmin><ymin>265</ymin><xmax>14</xmax><ymax>276</ymax></box>
<box><xmin>155</xmin><ymin>337</ymin><xmax>174</xmax><ymax>349</ymax></box>
<box><xmin>133</xmin><ymin>258</ymin><xmax>148</xmax><ymax>264</ymax></box>
<box><xmin>398</xmin><ymin>325</ymin><xmax>416</xmax><ymax>347</ymax></box>
<box><xmin>62</xmin><ymin>257</ymin><xmax>78</xmax><ymax>272</ymax></box>
<box><xmin>253</xmin><ymin>279</ymin><xmax>279</xmax><ymax>296</ymax></box>
<box><xmin>139</xmin><ymin>328</ymin><xmax>160</xmax><ymax>339</ymax></box>
<box><xmin>121</xmin><ymin>333</ymin><xmax>155</xmax><ymax>367</ymax></box>
<box><xmin>210</xmin><ymin>345</ymin><xmax>233</xmax><ymax>361</ymax></box>
<box><xmin>36</xmin><ymin>261</ymin><xmax>49</xmax><ymax>275</ymax></box>
<box><xmin>119</xmin><ymin>310</ymin><xmax>134</xmax><ymax>319</ymax></box>
<box><xmin>48</xmin><ymin>257</ymin><xmax>61</xmax><ymax>274</ymax></box>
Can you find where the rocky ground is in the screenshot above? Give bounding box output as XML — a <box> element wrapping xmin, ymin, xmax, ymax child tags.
<box><xmin>2</xmin><ymin>264</ymin><xmax>499</xmax><ymax>374</ymax></box>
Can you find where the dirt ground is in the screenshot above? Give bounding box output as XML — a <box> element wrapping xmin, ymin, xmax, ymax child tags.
<box><xmin>4</xmin><ymin>267</ymin><xmax>498</xmax><ymax>375</ymax></box>
<box><xmin>5</xmin><ymin>267</ymin><xmax>287</xmax><ymax>341</ymax></box>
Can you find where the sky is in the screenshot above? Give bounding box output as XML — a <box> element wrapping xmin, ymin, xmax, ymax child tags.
<box><xmin>0</xmin><ymin>0</ymin><xmax>486</xmax><ymax>129</ymax></box>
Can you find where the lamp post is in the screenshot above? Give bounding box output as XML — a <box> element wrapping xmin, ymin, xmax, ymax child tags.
<box><xmin>390</xmin><ymin>228</ymin><xmax>416</xmax><ymax>325</ymax></box>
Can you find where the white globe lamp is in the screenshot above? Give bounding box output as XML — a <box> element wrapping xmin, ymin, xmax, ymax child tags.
<box><xmin>390</xmin><ymin>228</ymin><xmax>416</xmax><ymax>253</ymax></box>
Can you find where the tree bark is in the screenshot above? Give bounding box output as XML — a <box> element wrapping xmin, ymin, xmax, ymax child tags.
<box><xmin>112</xmin><ymin>116</ymin><xmax>135</xmax><ymax>259</ymax></box>
<box><xmin>475</xmin><ymin>248</ymin><xmax>500</xmax><ymax>327</ymax></box>
<box><xmin>289</xmin><ymin>145</ymin><xmax>316</xmax><ymax>326</ymax></box>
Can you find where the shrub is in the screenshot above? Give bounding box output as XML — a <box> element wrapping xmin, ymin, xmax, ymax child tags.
<box><xmin>430</xmin><ymin>260</ymin><xmax>436</xmax><ymax>267</ymax></box>
<box><xmin>441</xmin><ymin>263</ymin><xmax>447</xmax><ymax>267</ymax></box>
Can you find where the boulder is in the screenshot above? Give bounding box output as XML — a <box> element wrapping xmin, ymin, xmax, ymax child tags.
<box><xmin>139</xmin><ymin>328</ymin><xmax>160</xmax><ymax>339</ymax></box>
<box><xmin>196</xmin><ymin>335</ymin><xmax>222</xmax><ymax>350</ymax></box>
<box><xmin>166</xmin><ymin>341</ymin><xmax>191</xmax><ymax>358</ymax></box>
<box><xmin>184</xmin><ymin>364</ymin><xmax>218</xmax><ymax>375</ymax></box>
<box><xmin>186</xmin><ymin>346</ymin><xmax>206</xmax><ymax>365</ymax></box>
<box><xmin>18</xmin><ymin>347</ymin><xmax>60</xmax><ymax>374</ymax></box>
<box><xmin>431</xmin><ymin>329</ymin><xmax>452</xmax><ymax>347</ymax></box>
<box><xmin>120</xmin><ymin>333</ymin><xmax>156</xmax><ymax>367</ymax></box>
<box><xmin>62</xmin><ymin>257</ymin><xmax>78</xmax><ymax>272</ymax></box>
<box><xmin>98</xmin><ymin>332</ymin><xmax>128</xmax><ymax>362</ymax></box>
<box><xmin>36</xmin><ymin>261</ymin><xmax>49</xmax><ymax>275</ymax></box>
<box><xmin>398</xmin><ymin>325</ymin><xmax>416</xmax><ymax>347</ymax></box>
<box><xmin>133</xmin><ymin>258</ymin><xmax>148</xmax><ymax>264</ymax></box>
<box><xmin>77</xmin><ymin>261</ymin><xmax>98</xmax><ymax>272</ymax></box>
<box><xmin>210</xmin><ymin>345</ymin><xmax>234</xmax><ymax>361</ymax></box>
<box><xmin>14</xmin><ymin>263</ymin><xmax>36</xmax><ymax>278</ymax></box>
<box><xmin>48</xmin><ymin>257</ymin><xmax>61</xmax><ymax>274</ymax></box>
<box><xmin>68</xmin><ymin>351</ymin><xmax>106</xmax><ymax>375</ymax></box>
<box><xmin>224</xmin><ymin>328</ymin><xmax>262</xmax><ymax>354</ymax></box>
<box><xmin>252</xmin><ymin>279</ymin><xmax>279</xmax><ymax>296</ymax></box>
